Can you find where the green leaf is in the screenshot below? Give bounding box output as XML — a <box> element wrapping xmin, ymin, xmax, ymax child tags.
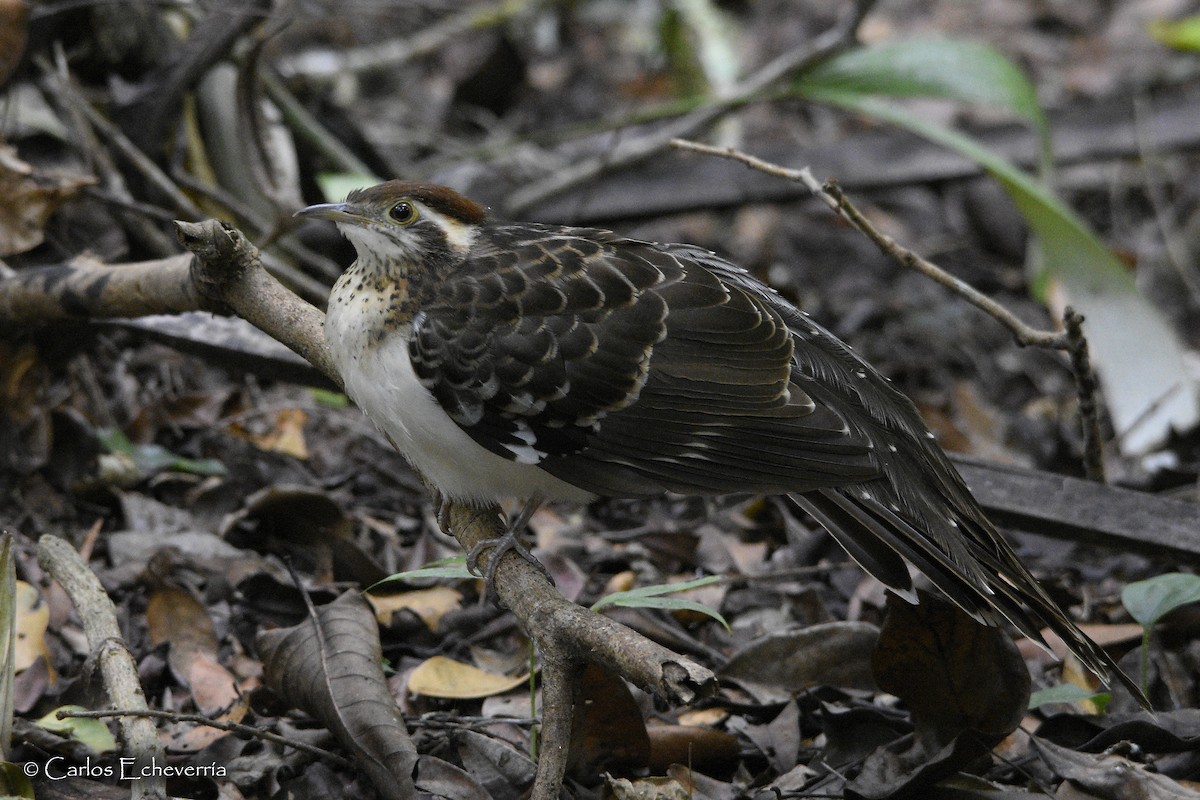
<box><xmin>98</xmin><ymin>429</ymin><xmax>227</xmax><ymax>478</ymax></box>
<box><xmin>1149</xmin><ymin>16</ymin><xmax>1200</xmax><ymax>52</ymax></box>
<box><xmin>370</xmin><ymin>557</ymin><xmax>475</xmax><ymax>590</ymax></box>
<box><xmin>1028</xmin><ymin>683</ymin><xmax>1111</xmax><ymax>710</ymax></box>
<box><xmin>790</xmin><ymin>88</ymin><xmax>1199</xmax><ymax>454</ymax></box>
<box><xmin>591</xmin><ymin>575</ymin><xmax>728</xmax><ymax>630</ymax></box>
<box><xmin>799</xmin><ymin>38</ymin><xmax>1045</xmax><ymax>129</ymax></box>
<box><xmin>666</xmin><ymin>0</ymin><xmax>741</xmax><ymax>97</ymax></box>
<box><xmin>35</xmin><ymin>706</ymin><xmax>118</xmax><ymax>753</ymax></box>
<box><xmin>0</xmin><ymin>761</ymin><xmax>35</xmax><ymax>798</ymax></box>
<box><xmin>1121</xmin><ymin>572</ymin><xmax>1200</xmax><ymax>627</ymax></box>
<box><xmin>798</xmin><ymin>38</ymin><xmax>1049</xmax><ymax>173</ymax></box>
<box><xmin>309</xmin><ymin>388</ymin><xmax>349</xmax><ymax>408</ymax></box>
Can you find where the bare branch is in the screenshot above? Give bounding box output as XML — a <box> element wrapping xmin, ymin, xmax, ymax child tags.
<box><xmin>671</xmin><ymin>138</ymin><xmax>1069</xmax><ymax>350</ymax></box>
<box><xmin>38</xmin><ymin>536</ymin><xmax>166</xmax><ymax>800</ymax></box>
<box><xmin>506</xmin><ymin>0</ymin><xmax>878</xmax><ymax>215</ymax></box>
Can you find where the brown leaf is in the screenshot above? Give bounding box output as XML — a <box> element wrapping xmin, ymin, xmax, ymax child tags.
<box><xmin>146</xmin><ymin>585</ymin><xmax>242</xmax><ymax>722</ymax></box>
<box><xmin>848</xmin><ymin>592</ymin><xmax>1032</xmax><ymax>799</ymax></box>
<box><xmin>257</xmin><ymin>591</ymin><xmax>417</xmax><ymax>800</ymax></box>
<box><xmin>872</xmin><ymin>591</ymin><xmax>1030</xmax><ymax>747</ymax></box>
<box><xmin>228</xmin><ymin>407</ymin><xmax>309</xmax><ymax>459</ymax></box>
<box><xmin>407</xmin><ymin>656</ymin><xmax>528</xmax><ymax>700</ymax></box>
<box><xmin>568</xmin><ymin>662</ymin><xmax>651</xmax><ymax>778</ymax></box>
<box><xmin>1032</xmin><ymin>737</ymin><xmax>1200</xmax><ymax>800</ymax></box>
<box><xmin>412</xmin><ymin>755</ymin><xmax>490</xmax><ymax>800</ymax></box>
<box><xmin>14</xmin><ymin>581</ymin><xmax>57</xmax><ymax>684</ymax></box>
<box><xmin>0</xmin><ymin>0</ymin><xmax>29</xmax><ymax>86</ymax></box>
<box><xmin>452</xmin><ymin>728</ymin><xmax>538</xmax><ymax>796</ymax></box>
<box><xmin>367</xmin><ymin>586</ymin><xmax>463</xmax><ymax>632</ymax></box>
<box><xmin>647</xmin><ymin>724</ymin><xmax>739</xmax><ymax>776</ymax></box>
<box><xmin>146</xmin><ymin>587</ymin><xmax>220</xmax><ymax>677</ymax></box>
<box><xmin>848</xmin><ymin>735</ymin><xmax>1009</xmax><ymax>800</ymax></box>
<box><xmin>603</xmin><ymin>773</ymin><xmax>693</xmax><ymax>799</ymax></box>
<box><xmin>721</xmin><ymin>621</ymin><xmax>881</xmax><ymax>701</ymax></box>
<box><xmin>221</xmin><ymin>485</ymin><xmax>385</xmax><ymax>586</ymax></box>
<box><xmin>0</xmin><ymin>145</ymin><xmax>94</xmax><ymax>256</ymax></box>
<box><xmin>183</xmin><ymin>652</ymin><xmax>242</xmax><ymax>718</ymax></box>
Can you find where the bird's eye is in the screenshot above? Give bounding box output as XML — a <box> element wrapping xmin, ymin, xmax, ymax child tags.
<box><xmin>389</xmin><ymin>201</ymin><xmax>418</xmax><ymax>225</ymax></box>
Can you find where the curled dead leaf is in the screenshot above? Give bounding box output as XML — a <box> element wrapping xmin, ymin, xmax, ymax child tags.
<box><xmin>257</xmin><ymin>591</ymin><xmax>417</xmax><ymax>800</ymax></box>
<box><xmin>0</xmin><ymin>145</ymin><xmax>94</xmax><ymax>256</ymax></box>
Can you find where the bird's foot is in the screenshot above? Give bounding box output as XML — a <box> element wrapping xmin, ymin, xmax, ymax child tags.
<box><xmin>465</xmin><ymin>497</ymin><xmax>553</xmax><ymax>602</ymax></box>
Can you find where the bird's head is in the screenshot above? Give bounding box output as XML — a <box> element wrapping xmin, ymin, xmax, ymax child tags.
<box><xmin>297</xmin><ymin>181</ymin><xmax>487</xmax><ymax>272</ymax></box>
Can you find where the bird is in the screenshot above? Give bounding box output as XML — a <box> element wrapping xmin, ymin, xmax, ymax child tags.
<box><xmin>297</xmin><ymin>180</ymin><xmax>1145</xmax><ymax>704</ymax></box>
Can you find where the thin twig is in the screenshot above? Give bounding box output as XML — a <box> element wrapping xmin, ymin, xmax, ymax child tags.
<box><xmin>1064</xmin><ymin>307</ymin><xmax>1105</xmax><ymax>482</ymax></box>
<box><xmin>258</xmin><ymin>67</ymin><xmax>379</xmax><ymax>180</ymax></box>
<box><xmin>506</xmin><ymin>0</ymin><xmax>878</xmax><ymax>215</ymax></box>
<box><xmin>277</xmin><ymin>0</ymin><xmax>544</xmax><ymax>78</ymax></box>
<box><xmin>36</xmin><ymin>55</ymin><xmax>204</xmax><ymax>221</ymax></box>
<box><xmin>670</xmin><ymin>138</ymin><xmax>1070</xmax><ymax>350</ymax></box>
<box><xmin>669</xmin><ymin>138</ymin><xmax>1125</xmax><ymax>484</ymax></box>
<box><xmin>824</xmin><ymin>178</ymin><xmax>1069</xmax><ymax>349</ymax></box>
<box><xmin>58</xmin><ymin>708</ymin><xmax>350</xmax><ymax>766</ymax></box>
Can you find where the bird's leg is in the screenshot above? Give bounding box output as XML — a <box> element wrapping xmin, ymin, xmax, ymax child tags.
<box><xmin>466</xmin><ymin>495</ymin><xmax>553</xmax><ymax>599</ymax></box>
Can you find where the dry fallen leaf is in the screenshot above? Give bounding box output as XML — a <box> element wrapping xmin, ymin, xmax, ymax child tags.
<box><xmin>721</xmin><ymin>621</ymin><xmax>880</xmax><ymax>700</ymax></box>
<box><xmin>873</xmin><ymin>591</ymin><xmax>1030</xmax><ymax>745</ymax></box>
<box><xmin>0</xmin><ymin>0</ymin><xmax>30</xmax><ymax>86</ymax></box>
<box><xmin>849</xmin><ymin>592</ymin><xmax>1032</xmax><ymax>799</ymax></box>
<box><xmin>0</xmin><ymin>145</ymin><xmax>94</xmax><ymax>256</ymax></box>
<box><xmin>646</xmin><ymin>724</ymin><xmax>739</xmax><ymax>776</ymax></box>
<box><xmin>407</xmin><ymin>655</ymin><xmax>529</xmax><ymax>700</ymax></box>
<box><xmin>568</xmin><ymin>663</ymin><xmax>651</xmax><ymax>778</ymax></box>
<box><xmin>14</xmin><ymin>581</ymin><xmax>56</xmax><ymax>684</ymax></box>
<box><xmin>257</xmin><ymin>591</ymin><xmax>418</xmax><ymax>800</ymax></box>
<box><xmin>146</xmin><ymin>585</ymin><xmax>241</xmax><ymax>724</ymax></box>
<box><xmin>229</xmin><ymin>407</ymin><xmax>309</xmax><ymax>459</ymax></box>
<box><xmin>367</xmin><ymin>585</ymin><xmax>463</xmax><ymax>632</ymax></box>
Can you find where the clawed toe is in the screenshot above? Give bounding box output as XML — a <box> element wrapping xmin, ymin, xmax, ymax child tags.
<box><xmin>465</xmin><ymin>497</ymin><xmax>553</xmax><ymax>602</ymax></box>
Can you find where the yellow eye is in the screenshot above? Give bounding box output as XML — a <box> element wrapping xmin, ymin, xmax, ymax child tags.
<box><xmin>388</xmin><ymin>201</ymin><xmax>418</xmax><ymax>225</ymax></box>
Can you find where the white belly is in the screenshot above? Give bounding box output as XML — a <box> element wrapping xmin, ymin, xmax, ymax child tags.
<box><xmin>328</xmin><ymin>317</ymin><xmax>595</xmax><ymax>506</ymax></box>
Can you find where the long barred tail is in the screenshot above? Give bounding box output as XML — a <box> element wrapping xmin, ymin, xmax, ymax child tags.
<box><xmin>789</xmin><ymin>487</ymin><xmax>1148</xmax><ymax>706</ymax></box>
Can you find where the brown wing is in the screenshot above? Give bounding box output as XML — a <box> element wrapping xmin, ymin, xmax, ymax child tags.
<box><xmin>409</xmin><ymin>224</ymin><xmax>878</xmax><ymax>492</ymax></box>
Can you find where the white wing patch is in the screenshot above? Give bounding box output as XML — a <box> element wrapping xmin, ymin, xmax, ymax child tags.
<box><xmin>504</xmin><ymin>420</ymin><xmax>548</xmax><ymax>465</ymax></box>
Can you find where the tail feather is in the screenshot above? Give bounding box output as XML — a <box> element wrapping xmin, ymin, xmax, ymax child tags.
<box><xmin>791</xmin><ymin>487</ymin><xmax>1149</xmax><ymax>707</ymax></box>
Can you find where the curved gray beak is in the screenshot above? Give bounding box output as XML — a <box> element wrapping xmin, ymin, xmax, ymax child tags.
<box><xmin>295</xmin><ymin>202</ymin><xmax>352</xmax><ymax>222</ymax></box>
